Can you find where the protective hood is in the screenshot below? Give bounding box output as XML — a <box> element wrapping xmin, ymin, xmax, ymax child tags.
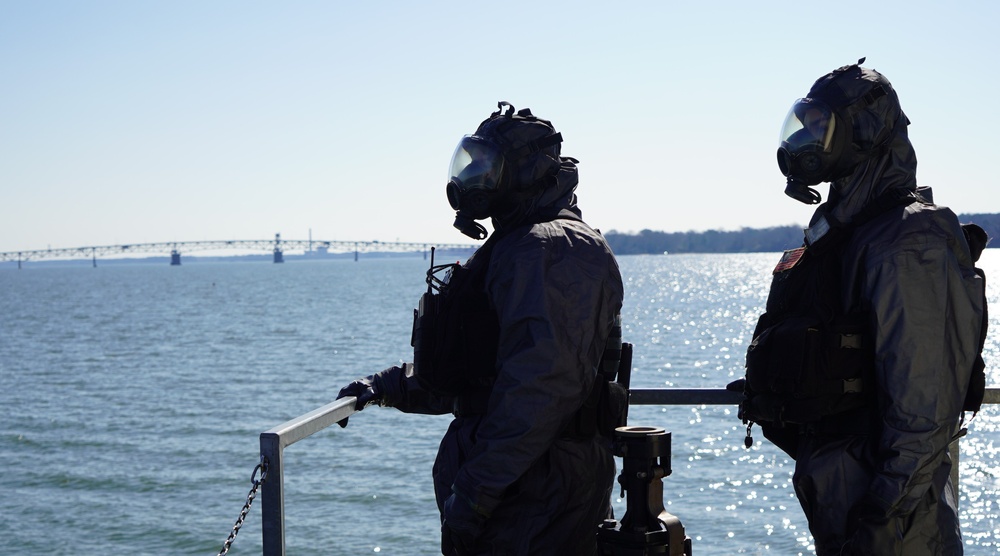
<box><xmin>791</xmin><ymin>61</ymin><xmax>918</xmax><ymax>239</ymax></box>
<box><xmin>778</xmin><ymin>58</ymin><xmax>917</xmax><ymax>225</ymax></box>
<box><xmin>491</xmin><ymin>156</ymin><xmax>582</xmax><ymax>234</ymax></box>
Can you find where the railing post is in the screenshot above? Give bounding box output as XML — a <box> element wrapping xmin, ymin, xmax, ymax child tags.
<box><xmin>260</xmin><ymin>432</ymin><xmax>286</xmax><ymax>556</ymax></box>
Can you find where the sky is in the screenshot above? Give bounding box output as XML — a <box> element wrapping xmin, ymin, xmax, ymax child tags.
<box><xmin>2</xmin><ymin>1</ymin><xmax>999</xmax><ymax>253</ymax></box>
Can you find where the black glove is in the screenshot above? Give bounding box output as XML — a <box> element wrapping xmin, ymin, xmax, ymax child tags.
<box><xmin>335</xmin><ymin>366</ymin><xmax>401</xmax><ymax>428</ymax></box>
<box><xmin>441</xmin><ymin>493</ymin><xmax>486</xmax><ymax>555</ymax></box>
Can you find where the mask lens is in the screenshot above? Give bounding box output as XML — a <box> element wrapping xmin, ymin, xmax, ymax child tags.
<box><xmin>778</xmin><ymin>99</ymin><xmax>836</xmax><ymax>152</ymax></box>
<box><xmin>448</xmin><ymin>136</ymin><xmax>505</xmax><ymax>194</ymax></box>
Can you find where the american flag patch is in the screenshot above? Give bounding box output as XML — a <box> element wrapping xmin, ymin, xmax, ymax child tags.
<box><xmin>773</xmin><ymin>247</ymin><xmax>806</xmax><ymax>274</ymax></box>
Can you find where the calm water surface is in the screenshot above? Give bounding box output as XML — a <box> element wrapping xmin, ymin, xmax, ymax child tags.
<box><xmin>2</xmin><ymin>253</ymin><xmax>998</xmax><ymax>555</ymax></box>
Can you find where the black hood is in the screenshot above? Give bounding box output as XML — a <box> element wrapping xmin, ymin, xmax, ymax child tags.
<box><xmin>806</xmin><ymin>63</ymin><xmax>917</xmax><ymax>234</ymax></box>
<box><xmin>492</xmin><ymin>157</ymin><xmax>582</xmax><ymax>233</ymax></box>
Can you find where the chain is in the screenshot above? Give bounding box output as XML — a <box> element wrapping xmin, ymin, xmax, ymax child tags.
<box><xmin>218</xmin><ymin>455</ymin><xmax>269</xmax><ymax>556</ymax></box>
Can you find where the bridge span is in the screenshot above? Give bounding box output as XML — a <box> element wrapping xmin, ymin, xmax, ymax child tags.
<box><xmin>0</xmin><ymin>234</ymin><xmax>478</xmax><ymax>268</ymax></box>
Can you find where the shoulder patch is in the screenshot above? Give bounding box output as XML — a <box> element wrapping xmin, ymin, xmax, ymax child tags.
<box><xmin>773</xmin><ymin>247</ymin><xmax>806</xmax><ymax>274</ymax></box>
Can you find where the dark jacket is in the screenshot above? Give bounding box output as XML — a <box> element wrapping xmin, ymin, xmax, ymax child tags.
<box><xmin>782</xmin><ymin>68</ymin><xmax>984</xmax><ymax>555</ymax></box>
<box><xmin>792</xmin><ymin>194</ymin><xmax>982</xmax><ymax>555</ymax></box>
<box><xmin>383</xmin><ymin>161</ymin><xmax>624</xmax><ymax>555</ymax></box>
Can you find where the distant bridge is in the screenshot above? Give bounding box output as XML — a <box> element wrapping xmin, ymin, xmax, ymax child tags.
<box><xmin>0</xmin><ymin>234</ymin><xmax>478</xmax><ymax>268</ymax></box>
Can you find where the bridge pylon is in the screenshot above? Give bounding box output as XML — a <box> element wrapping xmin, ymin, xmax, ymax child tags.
<box><xmin>273</xmin><ymin>233</ymin><xmax>284</xmax><ymax>263</ymax></box>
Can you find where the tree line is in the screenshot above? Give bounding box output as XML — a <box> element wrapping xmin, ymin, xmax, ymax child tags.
<box><xmin>604</xmin><ymin>213</ymin><xmax>1000</xmax><ymax>255</ymax></box>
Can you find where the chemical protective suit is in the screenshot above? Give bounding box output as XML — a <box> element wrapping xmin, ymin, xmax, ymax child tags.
<box><xmin>337</xmin><ymin>102</ymin><xmax>625</xmax><ymax>556</ymax></box>
<box><xmin>739</xmin><ymin>61</ymin><xmax>985</xmax><ymax>555</ymax></box>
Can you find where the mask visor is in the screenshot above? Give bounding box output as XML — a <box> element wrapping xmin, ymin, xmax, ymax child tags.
<box><xmin>778</xmin><ymin>99</ymin><xmax>837</xmax><ymax>153</ymax></box>
<box><xmin>447</xmin><ymin>135</ymin><xmax>505</xmax><ymax>210</ymax></box>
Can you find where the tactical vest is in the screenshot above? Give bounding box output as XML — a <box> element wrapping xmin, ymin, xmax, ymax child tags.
<box><xmin>740</xmin><ymin>190</ymin><xmax>922</xmax><ymax>434</ymax></box>
<box><xmin>740</xmin><ymin>190</ymin><xmax>991</xmax><ymax>455</ymax></box>
<box><xmin>410</xmin><ymin>229</ymin><xmax>502</xmax><ymax>398</ymax></box>
<box><xmin>410</xmin><ymin>211</ymin><xmax>627</xmax><ymax>436</ymax></box>
<box><xmin>740</xmin><ymin>229</ymin><xmax>874</xmax><ymax>428</ymax></box>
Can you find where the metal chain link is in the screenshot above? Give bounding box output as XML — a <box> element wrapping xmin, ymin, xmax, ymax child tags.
<box><xmin>218</xmin><ymin>455</ymin><xmax>269</xmax><ymax>556</ymax></box>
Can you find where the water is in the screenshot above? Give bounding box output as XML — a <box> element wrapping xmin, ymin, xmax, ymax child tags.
<box><xmin>2</xmin><ymin>253</ymin><xmax>998</xmax><ymax>555</ymax></box>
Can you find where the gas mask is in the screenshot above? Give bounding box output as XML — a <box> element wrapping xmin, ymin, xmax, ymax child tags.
<box><xmin>776</xmin><ymin>98</ymin><xmax>850</xmax><ymax>203</ymax></box>
<box><xmin>446</xmin><ymin>135</ymin><xmax>508</xmax><ymax>240</ymax></box>
<box><xmin>445</xmin><ymin>102</ymin><xmax>564</xmax><ymax>239</ymax></box>
<box><xmin>776</xmin><ymin>59</ymin><xmax>893</xmax><ymax>205</ymax></box>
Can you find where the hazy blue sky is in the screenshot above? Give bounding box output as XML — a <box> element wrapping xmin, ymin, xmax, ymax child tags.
<box><xmin>3</xmin><ymin>1</ymin><xmax>998</xmax><ymax>253</ymax></box>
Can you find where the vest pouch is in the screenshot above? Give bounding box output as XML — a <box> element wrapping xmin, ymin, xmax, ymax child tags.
<box><xmin>454</xmin><ymin>300</ymin><xmax>501</xmax><ymax>387</ymax></box>
<box><xmin>799</xmin><ymin>315</ymin><xmax>872</xmax><ymax>421</ymax></box>
<box><xmin>411</xmin><ymin>266</ymin><xmax>500</xmax><ymax>397</ymax></box>
<box><xmin>818</xmin><ymin>315</ymin><xmax>872</xmax><ymax>381</ymax></box>
<box><xmin>745</xmin><ymin>313</ymin><xmax>871</xmax><ymax>425</ymax></box>
<box><xmin>745</xmin><ymin>315</ymin><xmax>821</xmax><ymax>396</ymax></box>
<box><xmin>411</xmin><ymin>290</ymin><xmax>439</xmax><ymax>387</ymax></box>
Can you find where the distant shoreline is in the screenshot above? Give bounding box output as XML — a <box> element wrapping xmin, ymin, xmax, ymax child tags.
<box><xmin>603</xmin><ymin>212</ymin><xmax>999</xmax><ymax>255</ymax></box>
<box><xmin>3</xmin><ymin>212</ymin><xmax>996</xmax><ymax>267</ymax></box>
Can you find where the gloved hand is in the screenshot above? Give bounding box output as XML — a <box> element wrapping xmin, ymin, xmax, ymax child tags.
<box><xmin>335</xmin><ymin>365</ymin><xmax>402</xmax><ymax>427</ymax></box>
<box><xmin>441</xmin><ymin>493</ymin><xmax>487</xmax><ymax>556</ymax></box>
<box><xmin>725</xmin><ymin>378</ymin><xmax>746</xmax><ymax>392</ymax></box>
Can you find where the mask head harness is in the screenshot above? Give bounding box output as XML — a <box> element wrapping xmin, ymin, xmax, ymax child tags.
<box><xmin>777</xmin><ymin>58</ymin><xmax>897</xmax><ymax>204</ymax></box>
<box><xmin>446</xmin><ymin>101</ymin><xmax>563</xmax><ymax>239</ymax></box>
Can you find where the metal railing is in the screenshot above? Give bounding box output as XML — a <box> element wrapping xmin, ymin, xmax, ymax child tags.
<box><xmin>257</xmin><ymin>387</ymin><xmax>1000</xmax><ymax>556</ymax></box>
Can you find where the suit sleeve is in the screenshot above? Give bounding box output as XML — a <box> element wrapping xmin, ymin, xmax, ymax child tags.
<box><xmin>863</xmin><ymin>218</ymin><xmax>982</xmax><ymax>517</ymax></box>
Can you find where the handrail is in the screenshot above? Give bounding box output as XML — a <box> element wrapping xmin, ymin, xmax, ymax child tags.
<box><xmin>628</xmin><ymin>387</ymin><xmax>1000</xmax><ymax>405</ymax></box>
<box><xmin>259</xmin><ymin>397</ymin><xmax>356</xmax><ymax>556</ymax></box>
<box><xmin>258</xmin><ymin>387</ymin><xmax>1000</xmax><ymax>556</ymax></box>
